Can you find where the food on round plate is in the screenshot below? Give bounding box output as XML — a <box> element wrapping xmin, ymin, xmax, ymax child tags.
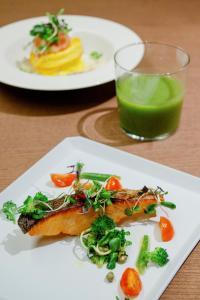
<box><xmin>19</xmin><ymin>9</ymin><xmax>103</xmax><ymax>76</ymax></box>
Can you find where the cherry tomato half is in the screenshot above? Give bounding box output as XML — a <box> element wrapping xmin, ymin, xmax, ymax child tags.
<box><xmin>159</xmin><ymin>216</ymin><xmax>174</xmax><ymax>242</ymax></box>
<box><xmin>50</xmin><ymin>173</ymin><xmax>76</xmax><ymax>188</ymax></box>
<box><xmin>105</xmin><ymin>176</ymin><xmax>122</xmax><ymax>191</ymax></box>
<box><xmin>50</xmin><ymin>33</ymin><xmax>71</xmax><ymax>53</ymax></box>
<box><xmin>120</xmin><ymin>268</ymin><xmax>142</xmax><ymax>297</ymax></box>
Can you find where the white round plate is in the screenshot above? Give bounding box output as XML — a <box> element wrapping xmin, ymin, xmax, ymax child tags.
<box><xmin>0</xmin><ymin>15</ymin><xmax>143</xmax><ymax>90</ymax></box>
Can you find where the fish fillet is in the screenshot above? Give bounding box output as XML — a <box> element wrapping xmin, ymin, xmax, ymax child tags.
<box><xmin>18</xmin><ymin>189</ymin><xmax>161</xmax><ymax>236</ymax></box>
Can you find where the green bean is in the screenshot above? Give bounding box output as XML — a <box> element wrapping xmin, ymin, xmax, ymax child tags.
<box><xmin>80</xmin><ymin>172</ymin><xmax>120</xmax><ymax>182</ymax></box>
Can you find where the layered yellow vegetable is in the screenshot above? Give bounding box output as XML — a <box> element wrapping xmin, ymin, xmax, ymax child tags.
<box><xmin>29</xmin><ymin>37</ymin><xmax>85</xmax><ymax>76</ymax></box>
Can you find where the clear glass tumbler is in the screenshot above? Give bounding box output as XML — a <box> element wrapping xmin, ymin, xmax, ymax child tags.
<box><xmin>114</xmin><ymin>42</ymin><xmax>190</xmax><ymax>140</ymax></box>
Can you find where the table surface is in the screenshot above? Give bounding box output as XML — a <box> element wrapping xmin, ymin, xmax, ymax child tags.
<box><xmin>0</xmin><ymin>1</ymin><xmax>200</xmax><ymax>299</ymax></box>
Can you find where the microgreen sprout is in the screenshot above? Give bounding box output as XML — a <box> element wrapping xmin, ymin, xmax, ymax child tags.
<box><xmin>30</xmin><ymin>8</ymin><xmax>71</xmax><ymax>54</ymax></box>
<box><xmin>124</xmin><ymin>186</ymin><xmax>176</xmax><ymax>216</ymax></box>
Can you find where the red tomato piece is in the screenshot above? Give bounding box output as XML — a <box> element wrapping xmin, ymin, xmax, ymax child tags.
<box><xmin>120</xmin><ymin>268</ymin><xmax>142</xmax><ymax>297</ymax></box>
<box><xmin>159</xmin><ymin>216</ymin><xmax>174</xmax><ymax>242</ymax></box>
<box><xmin>50</xmin><ymin>33</ymin><xmax>71</xmax><ymax>53</ymax></box>
<box><xmin>105</xmin><ymin>176</ymin><xmax>122</xmax><ymax>191</ymax></box>
<box><xmin>33</xmin><ymin>37</ymin><xmax>45</xmax><ymax>48</ymax></box>
<box><xmin>50</xmin><ymin>173</ymin><xmax>76</xmax><ymax>187</ymax></box>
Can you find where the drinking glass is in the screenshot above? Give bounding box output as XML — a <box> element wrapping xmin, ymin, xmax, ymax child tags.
<box><xmin>114</xmin><ymin>42</ymin><xmax>190</xmax><ymax>140</ymax></box>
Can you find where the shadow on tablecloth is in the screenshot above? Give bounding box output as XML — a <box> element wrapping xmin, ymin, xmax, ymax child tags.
<box><xmin>0</xmin><ymin>81</ymin><xmax>115</xmax><ymax>116</ymax></box>
<box><xmin>77</xmin><ymin>107</ymin><xmax>138</xmax><ymax>146</ymax></box>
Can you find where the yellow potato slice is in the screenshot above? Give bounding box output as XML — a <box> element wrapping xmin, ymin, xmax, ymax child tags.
<box><xmin>30</xmin><ymin>37</ymin><xmax>85</xmax><ymax>75</ymax></box>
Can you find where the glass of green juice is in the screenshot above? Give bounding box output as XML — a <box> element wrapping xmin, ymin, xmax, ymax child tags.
<box><xmin>114</xmin><ymin>42</ymin><xmax>190</xmax><ymax>140</ymax></box>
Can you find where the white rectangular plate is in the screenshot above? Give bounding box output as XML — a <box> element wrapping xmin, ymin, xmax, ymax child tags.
<box><xmin>0</xmin><ymin>136</ymin><xmax>199</xmax><ymax>300</ymax></box>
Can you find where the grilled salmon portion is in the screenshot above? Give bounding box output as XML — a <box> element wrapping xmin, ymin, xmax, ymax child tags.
<box><xmin>18</xmin><ymin>189</ymin><xmax>161</xmax><ymax>236</ymax></box>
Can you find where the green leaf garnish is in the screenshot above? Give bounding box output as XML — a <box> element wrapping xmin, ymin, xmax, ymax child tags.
<box><xmin>34</xmin><ymin>192</ymin><xmax>48</xmax><ymax>202</ymax></box>
<box><xmin>1</xmin><ymin>192</ymin><xmax>50</xmax><ymax>223</ymax></box>
<box><xmin>90</xmin><ymin>51</ymin><xmax>102</xmax><ymax>60</ymax></box>
<box><xmin>91</xmin><ymin>215</ymin><xmax>116</xmax><ymax>237</ymax></box>
<box><xmin>1</xmin><ymin>201</ymin><xmax>17</xmax><ymax>223</ymax></box>
<box><xmin>30</xmin><ymin>8</ymin><xmax>72</xmax><ymax>53</ymax></box>
<box><xmin>80</xmin><ymin>215</ymin><xmax>131</xmax><ymax>270</ymax></box>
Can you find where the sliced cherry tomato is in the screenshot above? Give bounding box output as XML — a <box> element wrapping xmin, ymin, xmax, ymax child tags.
<box><xmin>105</xmin><ymin>176</ymin><xmax>122</xmax><ymax>191</ymax></box>
<box><xmin>50</xmin><ymin>33</ymin><xmax>71</xmax><ymax>53</ymax></box>
<box><xmin>34</xmin><ymin>33</ymin><xmax>70</xmax><ymax>53</ymax></box>
<box><xmin>120</xmin><ymin>268</ymin><xmax>142</xmax><ymax>297</ymax></box>
<box><xmin>159</xmin><ymin>216</ymin><xmax>174</xmax><ymax>242</ymax></box>
<box><xmin>50</xmin><ymin>173</ymin><xmax>76</xmax><ymax>187</ymax></box>
<box><xmin>33</xmin><ymin>37</ymin><xmax>45</xmax><ymax>48</ymax></box>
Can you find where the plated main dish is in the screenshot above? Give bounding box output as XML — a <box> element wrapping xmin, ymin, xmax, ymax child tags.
<box><xmin>19</xmin><ymin>9</ymin><xmax>104</xmax><ymax>76</ymax></box>
<box><xmin>1</xmin><ymin>162</ymin><xmax>176</xmax><ymax>299</ymax></box>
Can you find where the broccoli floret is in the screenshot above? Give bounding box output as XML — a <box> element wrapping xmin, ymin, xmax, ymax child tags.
<box><xmin>149</xmin><ymin>247</ymin><xmax>169</xmax><ymax>266</ymax></box>
<box><xmin>91</xmin><ymin>215</ymin><xmax>116</xmax><ymax>237</ymax></box>
<box><xmin>136</xmin><ymin>235</ymin><xmax>169</xmax><ymax>274</ymax></box>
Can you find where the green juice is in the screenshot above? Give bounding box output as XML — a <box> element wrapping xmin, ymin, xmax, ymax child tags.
<box><xmin>116</xmin><ymin>75</ymin><xmax>184</xmax><ymax>139</ymax></box>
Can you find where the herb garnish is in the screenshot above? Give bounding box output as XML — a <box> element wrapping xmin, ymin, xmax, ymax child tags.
<box><xmin>90</xmin><ymin>51</ymin><xmax>102</xmax><ymax>60</ymax></box>
<box><xmin>1</xmin><ymin>201</ymin><xmax>17</xmax><ymax>223</ymax></box>
<box><xmin>30</xmin><ymin>8</ymin><xmax>71</xmax><ymax>53</ymax></box>
<box><xmin>124</xmin><ymin>186</ymin><xmax>176</xmax><ymax>216</ymax></box>
<box><xmin>1</xmin><ymin>192</ymin><xmax>51</xmax><ymax>223</ymax></box>
<box><xmin>80</xmin><ymin>215</ymin><xmax>132</xmax><ymax>269</ymax></box>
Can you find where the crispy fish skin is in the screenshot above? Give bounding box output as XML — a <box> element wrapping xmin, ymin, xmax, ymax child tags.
<box><xmin>22</xmin><ymin>190</ymin><xmax>159</xmax><ymax>236</ymax></box>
